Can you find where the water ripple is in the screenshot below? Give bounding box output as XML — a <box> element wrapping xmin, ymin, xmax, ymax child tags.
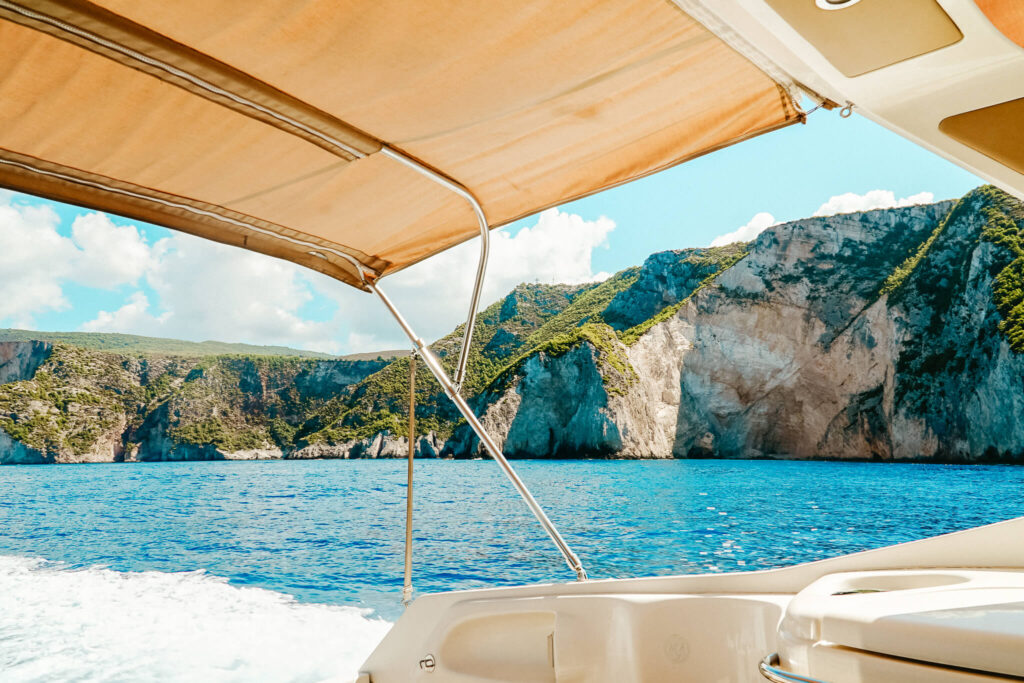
<box><xmin>0</xmin><ymin>458</ymin><xmax>1021</xmax><ymax>625</ymax></box>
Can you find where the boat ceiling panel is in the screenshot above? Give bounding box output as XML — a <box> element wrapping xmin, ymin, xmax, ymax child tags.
<box><xmin>0</xmin><ymin>0</ymin><xmax>800</xmax><ymax>288</ymax></box>
<box><xmin>940</xmin><ymin>97</ymin><xmax>1024</xmax><ymax>175</ymax></box>
<box><xmin>763</xmin><ymin>0</ymin><xmax>963</xmax><ymax>78</ymax></box>
<box><xmin>698</xmin><ymin>1</ymin><xmax>1024</xmax><ymax>200</ymax></box>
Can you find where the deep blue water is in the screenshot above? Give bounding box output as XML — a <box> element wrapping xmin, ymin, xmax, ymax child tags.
<box><xmin>1</xmin><ymin>458</ymin><xmax>1022</xmax><ymax>620</ymax></box>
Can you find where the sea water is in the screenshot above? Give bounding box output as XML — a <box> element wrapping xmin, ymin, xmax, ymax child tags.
<box><xmin>1</xmin><ymin>459</ymin><xmax>1022</xmax><ymax>681</ymax></box>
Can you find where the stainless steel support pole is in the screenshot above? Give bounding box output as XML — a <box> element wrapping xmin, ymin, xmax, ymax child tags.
<box><xmin>375</xmin><ymin>146</ymin><xmax>584</xmax><ymax>579</ymax></box>
<box><xmin>402</xmin><ymin>356</ymin><xmax>416</xmax><ymax>606</ymax></box>
<box><xmin>380</xmin><ymin>146</ymin><xmax>488</xmax><ymax>393</ymax></box>
<box><xmin>367</xmin><ymin>280</ymin><xmax>588</xmax><ymax>582</ymax></box>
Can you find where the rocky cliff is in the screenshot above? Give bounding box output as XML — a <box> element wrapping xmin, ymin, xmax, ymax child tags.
<box><xmin>0</xmin><ymin>346</ymin><xmax>388</xmax><ymax>464</ymax></box>
<box><xmin>3</xmin><ymin>186</ymin><xmax>1023</xmax><ymax>464</ymax></box>
<box><xmin>455</xmin><ymin>187</ymin><xmax>1024</xmax><ymax>462</ymax></box>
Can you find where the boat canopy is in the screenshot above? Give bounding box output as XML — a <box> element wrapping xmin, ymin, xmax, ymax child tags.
<box><xmin>0</xmin><ymin>0</ymin><xmax>801</xmax><ymax>289</ymax></box>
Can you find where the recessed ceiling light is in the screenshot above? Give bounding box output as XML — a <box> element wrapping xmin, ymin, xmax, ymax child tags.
<box><xmin>815</xmin><ymin>0</ymin><xmax>863</xmax><ymax>9</ymax></box>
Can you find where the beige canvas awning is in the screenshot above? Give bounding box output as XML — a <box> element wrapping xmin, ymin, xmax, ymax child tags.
<box><xmin>0</xmin><ymin>0</ymin><xmax>801</xmax><ymax>288</ymax></box>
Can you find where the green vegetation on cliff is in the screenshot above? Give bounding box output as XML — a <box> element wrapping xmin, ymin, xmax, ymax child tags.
<box><xmin>0</xmin><ymin>343</ymin><xmax>386</xmax><ymax>459</ymax></box>
<box><xmin>978</xmin><ymin>187</ymin><xmax>1024</xmax><ymax>352</ymax></box>
<box><xmin>887</xmin><ymin>186</ymin><xmax>1024</xmax><ymax>411</ymax></box>
<box><xmin>476</xmin><ymin>270</ymin><xmax>642</xmax><ymax>394</ymax></box>
<box><xmin>8</xmin><ymin>190</ymin><xmax>1023</xmax><ymax>462</ymax></box>
<box><xmin>170</xmin><ymin>418</ymin><xmax>268</xmax><ymax>452</ymax></box>
<box><xmin>880</xmin><ymin>197</ymin><xmax>968</xmax><ymax>297</ymax></box>
<box><xmin>516</xmin><ymin>269</ymin><xmax>640</xmax><ymax>349</ymax></box>
<box><xmin>482</xmin><ymin>245</ymin><xmax>748</xmax><ymax>399</ymax></box>
<box><xmin>0</xmin><ymin>329</ymin><xmax>336</xmax><ymax>359</ymax></box>
<box><xmin>619</xmin><ymin>244</ymin><xmax>748</xmax><ymax>345</ymax></box>
<box><xmin>491</xmin><ymin>322</ymin><xmax>637</xmax><ymax>396</ymax></box>
<box><xmin>0</xmin><ymin>344</ymin><xmax>176</xmax><ymax>455</ymax></box>
<box><xmin>307</xmin><ymin>283</ymin><xmax>597</xmax><ymax>444</ymax></box>
<box><xmin>884</xmin><ymin>186</ymin><xmax>1024</xmax><ymax>354</ymax></box>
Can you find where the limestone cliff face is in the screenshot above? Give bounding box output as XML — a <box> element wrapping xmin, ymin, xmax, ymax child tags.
<box><xmin>664</xmin><ymin>190</ymin><xmax>1024</xmax><ymax>462</ymax></box>
<box><xmin>457</xmin><ymin>345</ymin><xmax>624</xmax><ymax>458</ymax></box>
<box><xmin>0</xmin><ymin>341</ymin><xmax>51</xmax><ymax>385</ymax></box>
<box><xmin>0</xmin><ymin>428</ymin><xmax>48</xmax><ymax>464</ymax></box>
<box><xmin>667</xmin><ymin>201</ymin><xmax>953</xmax><ymax>459</ymax></box>
<box><xmin>454</xmin><ymin>189</ymin><xmax>1024</xmax><ymax>462</ymax></box>
<box><xmin>0</xmin><ymin>342</ymin><xmax>60</xmax><ymax>464</ymax></box>
<box><xmin>452</xmin><ymin>340</ymin><xmax>675</xmax><ymax>459</ymax></box>
<box><xmin>0</xmin><ymin>340</ymin><xmax>134</xmax><ymax>464</ymax></box>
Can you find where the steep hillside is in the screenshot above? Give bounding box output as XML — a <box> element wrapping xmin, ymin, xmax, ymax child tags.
<box><xmin>3</xmin><ymin>187</ymin><xmax>1023</xmax><ymax>464</ymax></box>
<box><xmin>0</xmin><ymin>281</ymin><xmax>606</xmax><ymax>463</ymax></box>
<box><xmin>295</xmin><ymin>281</ymin><xmax>608</xmax><ymax>456</ymax></box>
<box><xmin>459</xmin><ymin>187</ymin><xmax>1024</xmax><ymax>462</ymax></box>
<box><xmin>0</xmin><ymin>346</ymin><xmax>386</xmax><ymax>464</ymax></box>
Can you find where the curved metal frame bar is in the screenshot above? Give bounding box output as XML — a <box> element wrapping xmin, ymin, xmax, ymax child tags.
<box><xmin>369</xmin><ymin>146</ymin><xmax>586</xmax><ymax>581</ymax></box>
<box><xmin>759</xmin><ymin>654</ymin><xmax>830</xmax><ymax>683</ymax></box>
<box><xmin>380</xmin><ymin>146</ymin><xmax>488</xmax><ymax>394</ymax></box>
<box><xmin>6</xmin><ymin>134</ymin><xmax>581</xmax><ymax>581</ymax></box>
<box><xmin>364</xmin><ymin>278</ymin><xmax>587</xmax><ymax>581</ymax></box>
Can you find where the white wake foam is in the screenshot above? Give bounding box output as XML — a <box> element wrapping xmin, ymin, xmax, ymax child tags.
<box><xmin>0</xmin><ymin>556</ymin><xmax>392</xmax><ymax>682</ymax></box>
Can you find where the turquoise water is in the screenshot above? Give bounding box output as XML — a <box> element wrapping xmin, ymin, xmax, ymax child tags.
<box><xmin>2</xmin><ymin>459</ymin><xmax>1023</xmax><ymax>616</ymax></box>
<box><xmin>1</xmin><ymin>459</ymin><xmax>1022</xmax><ymax>680</ymax></box>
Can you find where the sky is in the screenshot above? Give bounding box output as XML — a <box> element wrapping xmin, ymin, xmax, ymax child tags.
<box><xmin>0</xmin><ymin>110</ymin><xmax>984</xmax><ymax>355</ymax></box>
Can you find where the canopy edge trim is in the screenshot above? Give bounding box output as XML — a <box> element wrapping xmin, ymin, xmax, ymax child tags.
<box><xmin>0</xmin><ymin>0</ymin><xmax>382</xmax><ymax>161</ymax></box>
<box><xmin>0</xmin><ymin>148</ymin><xmax>384</xmax><ymax>288</ymax></box>
<box><xmin>667</xmin><ymin>0</ymin><xmax>802</xmax><ymax>113</ymax></box>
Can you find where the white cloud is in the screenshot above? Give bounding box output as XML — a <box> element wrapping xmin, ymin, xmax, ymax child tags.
<box><xmin>6</xmin><ymin>193</ymin><xmax>615</xmax><ymax>354</ymax></box>
<box><xmin>0</xmin><ymin>197</ymin><xmax>154</xmax><ymax>328</ymax></box>
<box><xmin>814</xmin><ymin>190</ymin><xmax>934</xmax><ymax>217</ymax></box>
<box><xmin>709</xmin><ymin>212</ymin><xmax>777</xmax><ymax>247</ymax></box>
<box><xmin>707</xmin><ymin>190</ymin><xmax>937</xmax><ymax>250</ymax></box>
<box><xmin>84</xmin><ymin>233</ymin><xmax>340</xmax><ymax>353</ymax></box>
<box><xmin>80</xmin><ymin>291</ymin><xmax>163</xmax><ymax>334</ymax></box>
<box><xmin>70</xmin><ymin>213</ymin><xmax>151</xmax><ymax>288</ymax></box>
<box><xmin>311</xmin><ymin>207</ymin><xmax>616</xmax><ymax>351</ymax></box>
<box><xmin>0</xmin><ymin>201</ymin><xmax>77</xmax><ymax>326</ymax></box>
<box><xmin>88</xmin><ymin>208</ymin><xmax>614</xmax><ymax>354</ymax></box>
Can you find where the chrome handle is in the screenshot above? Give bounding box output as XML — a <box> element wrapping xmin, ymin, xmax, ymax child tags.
<box><xmin>759</xmin><ymin>654</ymin><xmax>831</xmax><ymax>683</ymax></box>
